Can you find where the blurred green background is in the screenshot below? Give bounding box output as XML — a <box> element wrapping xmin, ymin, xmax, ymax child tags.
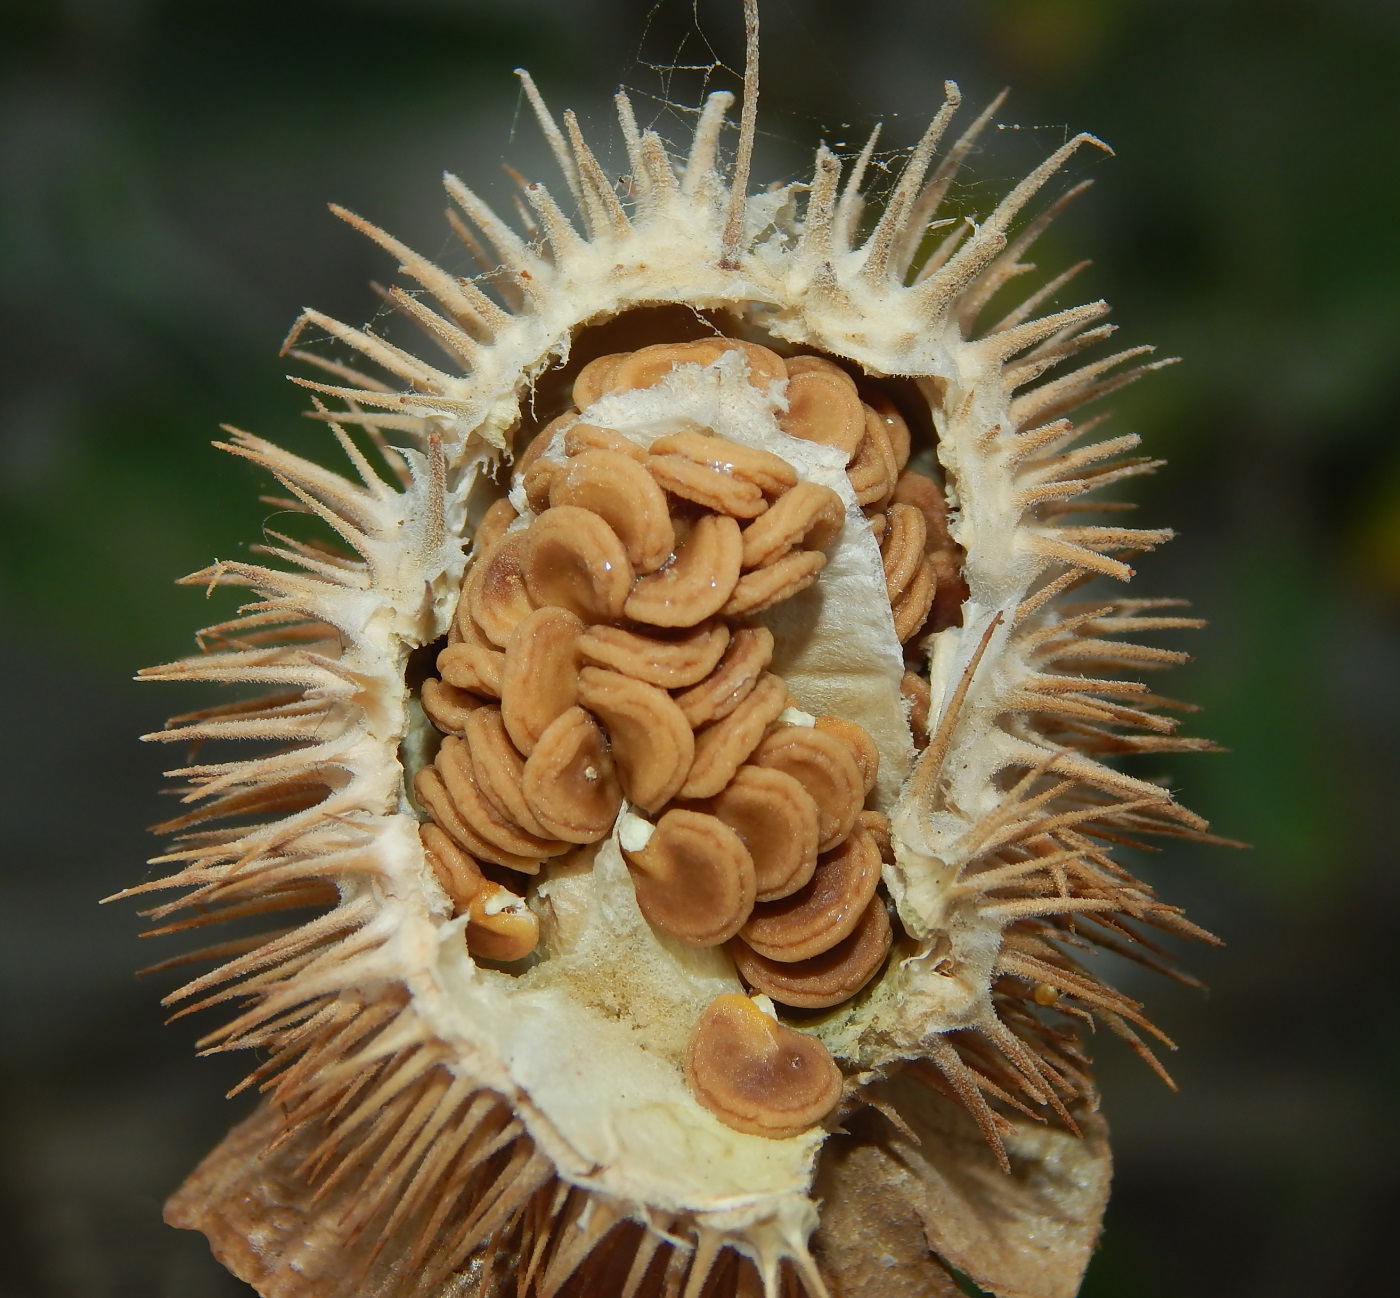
<box><xmin>2</xmin><ymin>1</ymin><xmax>1397</xmax><ymax>1294</ymax></box>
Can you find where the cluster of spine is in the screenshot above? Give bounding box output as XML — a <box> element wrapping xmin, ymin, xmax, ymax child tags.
<box><xmin>882</xmin><ymin>273</ymin><xmax>1227</xmax><ymax>1162</ymax></box>
<box><xmin>124</xmin><ymin>54</ymin><xmax>1225</xmax><ymax>1298</ymax></box>
<box><xmin>170</xmin><ymin>997</ymin><xmax>802</xmax><ymax>1298</ymax></box>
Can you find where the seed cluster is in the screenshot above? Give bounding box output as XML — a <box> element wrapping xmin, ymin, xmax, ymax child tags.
<box><xmin>413</xmin><ymin>337</ymin><xmax>963</xmax><ymax>1137</ymax></box>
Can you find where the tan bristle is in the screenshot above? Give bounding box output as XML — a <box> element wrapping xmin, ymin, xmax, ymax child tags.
<box><xmin>134</xmin><ymin>17</ymin><xmax>1225</xmax><ymax>1297</ymax></box>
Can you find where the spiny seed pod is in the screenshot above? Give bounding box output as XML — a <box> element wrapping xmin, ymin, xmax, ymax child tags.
<box><xmin>123</xmin><ymin>11</ymin><xmax>1224</xmax><ymax>1298</ymax></box>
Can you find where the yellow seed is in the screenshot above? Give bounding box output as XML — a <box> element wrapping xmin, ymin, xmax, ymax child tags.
<box><xmin>751</xmin><ymin>726</ymin><xmax>865</xmax><ymax>852</ymax></box>
<box><xmin>891</xmin><ymin>554</ymin><xmax>938</xmax><ymax>642</ymax></box>
<box><xmin>607</xmin><ymin>339</ymin><xmax>732</xmax><ymax>393</ymax></box>
<box><xmin>570</xmin><ymin>352</ymin><xmax>628</xmax><ymax>408</ymax></box>
<box><xmin>436</xmin><ymin>642</ymin><xmax>505</xmax><ymax>698</ymax></box>
<box><xmin>435</xmin><ymin>738</ymin><xmax>566</xmax><ymax>860</ymax></box>
<box><xmin>846</xmin><ymin>404</ymin><xmax>899</xmax><ymax>507</ymax></box>
<box><xmin>563</xmin><ymin>421</ymin><xmax>650</xmax><ymax>462</ymax></box>
<box><xmin>412</xmin><ymin>766</ymin><xmax>541</xmax><ymax>875</ymax></box>
<box><xmin>880</xmin><ymin>502</ymin><xmax>927</xmax><ymax>604</ymax></box>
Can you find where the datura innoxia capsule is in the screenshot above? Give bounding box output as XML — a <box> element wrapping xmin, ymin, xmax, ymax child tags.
<box><xmin>121</xmin><ymin>9</ymin><xmax>1223</xmax><ymax>1297</ymax></box>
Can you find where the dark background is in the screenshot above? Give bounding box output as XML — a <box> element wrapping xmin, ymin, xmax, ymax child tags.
<box><xmin>2</xmin><ymin>1</ymin><xmax>1398</xmax><ymax>1294</ymax></box>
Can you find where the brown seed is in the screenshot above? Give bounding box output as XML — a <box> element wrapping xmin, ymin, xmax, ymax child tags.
<box><xmin>436</xmin><ymin>643</ymin><xmax>505</xmax><ymax>698</ymax></box>
<box><xmin>607</xmin><ymin>340</ymin><xmax>731</xmax><ymax>393</ymax></box>
<box><xmin>880</xmin><ymin>502</ymin><xmax>927</xmax><ymax>604</ymax></box>
<box><xmin>739</xmin><ymin>820</ymin><xmax>883</xmax><ymax>962</ymax></box>
<box><xmin>784</xmin><ymin>355</ymin><xmax>848</xmax><ymax>379</ymax></box>
<box><xmin>891</xmin><ymin>554</ymin><xmax>938</xmax><ymax>642</ymax></box>
<box><xmin>684</xmin><ymin>993</ymin><xmax>842</xmax><ymax>1139</ymax></box>
<box><xmin>730</xmin><ymin>897</ymin><xmax>892</xmax><ymax>1009</ymax></box>
<box><xmin>625</xmin><ymin>513</ymin><xmax>742</xmax><ymax>628</ymax></box>
<box><xmin>576</xmin><ymin>667</ymin><xmax>695</xmax><ymax>813</ymax></box>
<box><xmin>926</xmin><ymin>545</ymin><xmax>970</xmax><ymax>634</ymax></box>
<box><xmin>722</xmin><ymin>550</ymin><xmax>826</xmax><ymax>618</ymax></box>
<box><xmin>450</xmin><ymin>578</ymin><xmax>497</xmax><ymax>648</ymax></box>
<box><xmin>648</xmin><ymin>454</ymin><xmax>768</xmax><ymax>519</ymax></box>
<box><xmin>738</xmin><ymin>482</ymin><xmax>845</xmax><ymax>570</ymax></box>
<box><xmin>420</xmin><ymin>824</ymin><xmax>539</xmax><ymax>962</ymax></box>
<box><xmin>648</xmin><ymin>431</ymin><xmax>798</xmax><ymax>498</ymax></box>
<box><xmin>464</xmin><ymin>886</ymin><xmax>540</xmax><ymax>963</ymax></box>
<box><xmin>606</xmin><ymin>337</ymin><xmax>786</xmax><ymax>393</ymax></box>
<box><xmin>520</xmin><ymin>505</ymin><xmax>634</xmax><ymax>623</ymax></box>
<box><xmin>858</xmin><ymin>809</ymin><xmax>894</xmax><ymax>864</ymax></box>
<box><xmin>519</xmin><ymin>706</ymin><xmax>622</xmax><ymax>843</ymax></box>
<box><xmin>778</xmin><ymin>357</ymin><xmax>865</xmax><ymax>463</ymax></box>
<box><xmin>515</xmin><ymin>413</ymin><xmax>573</xmax><ymax>513</ymax></box>
<box><xmin>577</xmin><ymin>622</ymin><xmax>730</xmax><ymax>688</ymax></box>
<box><xmin>846</xmin><ymin>406</ymin><xmax>899</xmax><ymax>507</ymax></box>
<box><xmin>750</xmin><ymin>726</ymin><xmax>865</xmax><ymax>852</ymax></box>
<box><xmin>673</xmin><ymin>625</ymin><xmax>774</xmax><ymax>727</ymax></box>
<box><xmin>563</xmin><ymin>422</ymin><xmax>649</xmax><ymax>462</ymax></box>
<box><xmin>862</xmin><ymin>389</ymin><xmax>912</xmax><ymax>472</ymax></box>
<box><xmin>515</xmin><ymin>410</ymin><xmax>573</xmax><ymax>477</ymax></box>
<box><xmin>512</xmin><ymin>424</ymin><xmax>552</xmax><ymax>490</ymax></box>
<box><xmin>900</xmin><ymin>669</ymin><xmax>931</xmax><ymax>746</ymax></box>
<box><xmin>623</xmin><ymin>809</ymin><xmax>756</xmax><ymax>946</ymax></box>
<box><xmin>891</xmin><ymin>468</ymin><xmax>953</xmax><ymax>548</ymax></box>
<box><xmin>549</xmin><ymin>449</ymin><xmax>676</xmax><ymax>573</ymax></box>
<box><xmin>420</xmin><ymin>678</ymin><xmax>485</xmax><ymax>736</ymax></box>
<box><xmin>472</xmin><ymin>497</ymin><xmax>519</xmax><ymax>556</ymax></box>
<box><xmin>720</xmin><ymin>338</ymin><xmax>789</xmax><ymax>392</ymax></box>
<box><xmin>681</xmin><ymin>672</ymin><xmax>789</xmax><ymax>799</ymax></box>
<box><xmin>521</xmin><ymin>457</ymin><xmax>560</xmax><ymax>514</ymax></box>
<box><xmin>412</xmin><ymin>766</ymin><xmax>542</xmax><ymax>875</ymax></box>
<box><xmin>419</xmin><ymin>822</ymin><xmax>487</xmax><ymax>911</ymax></box>
<box><xmin>499</xmin><ymin>607</ymin><xmax>584</xmax><ymax>756</ymax></box>
<box><xmin>462</xmin><ymin>706</ymin><xmax>555</xmax><ymax>841</ymax></box>
<box><xmin>571</xmin><ymin>353</ymin><xmax>628</xmax><ymax>408</ymax></box>
<box><xmin>709</xmin><ymin>765</ymin><xmax>821</xmax><ymax>902</ymax></box>
<box><xmin>436</xmin><ymin>737</ymin><xmax>565</xmax><ymax>860</ymax></box>
<box><xmin>813</xmin><ymin>715</ymin><xmax>880</xmax><ymax>797</ymax></box>
<box><xmin>466</xmin><ymin>533</ymin><xmax>535</xmax><ymax>648</ymax></box>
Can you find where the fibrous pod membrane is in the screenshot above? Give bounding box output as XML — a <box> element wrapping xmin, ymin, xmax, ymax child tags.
<box><xmin>122</xmin><ymin>23</ymin><xmax>1224</xmax><ymax>1298</ymax></box>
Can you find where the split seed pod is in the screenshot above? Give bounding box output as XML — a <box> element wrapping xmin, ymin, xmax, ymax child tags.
<box><xmin>126</xmin><ymin>12</ymin><xmax>1223</xmax><ymax>1298</ymax></box>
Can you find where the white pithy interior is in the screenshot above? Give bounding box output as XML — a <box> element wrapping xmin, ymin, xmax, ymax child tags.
<box><xmin>422</xmin><ymin>353</ymin><xmax>914</xmax><ymax>1227</ymax></box>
